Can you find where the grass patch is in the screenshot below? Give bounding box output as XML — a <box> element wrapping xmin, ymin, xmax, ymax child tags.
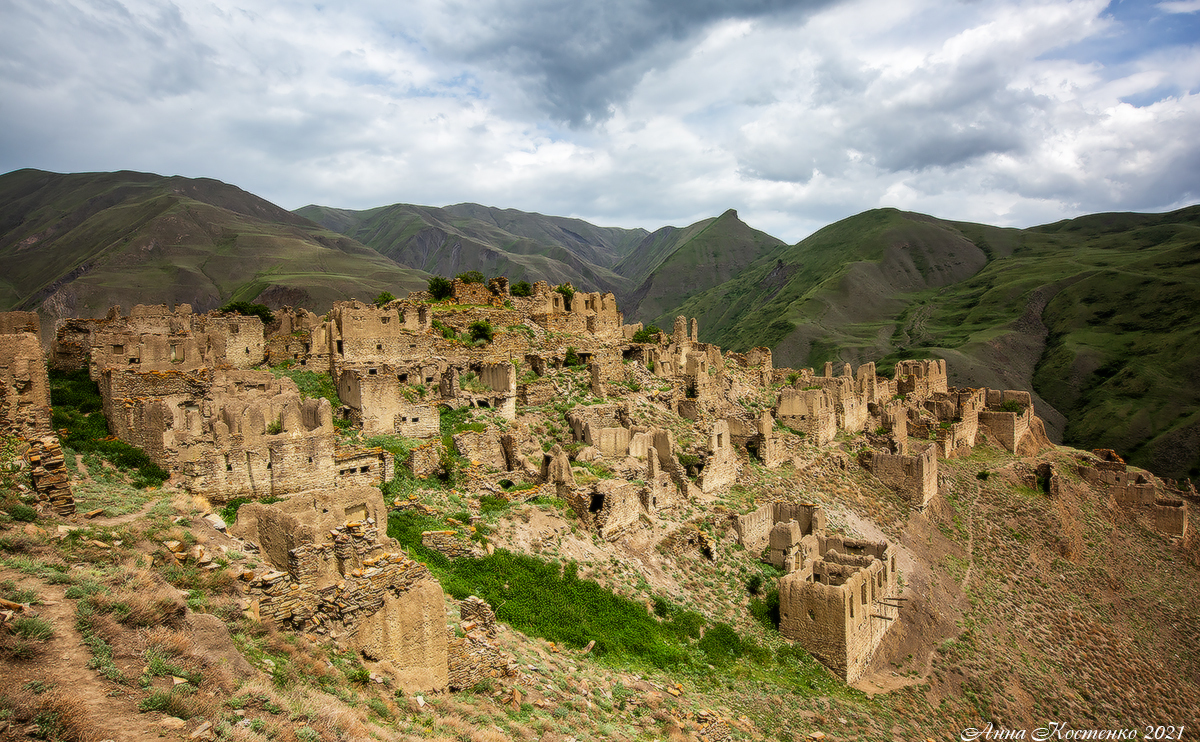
<box><xmin>49</xmin><ymin>369</ymin><xmax>168</xmax><ymax>488</ymax></box>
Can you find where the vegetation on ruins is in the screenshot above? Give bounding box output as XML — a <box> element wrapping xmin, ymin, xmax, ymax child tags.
<box><xmin>373</xmin><ymin>291</ymin><xmax>396</xmax><ymax>307</ymax></box>
<box><xmin>467</xmin><ymin>319</ymin><xmax>494</xmax><ymax>344</ymax></box>
<box><xmin>4</xmin><ymin>258</ymin><xmax>1200</xmax><ymax>742</ymax></box>
<box><xmin>219</xmin><ymin>301</ymin><xmax>275</xmax><ymax>325</ymax></box>
<box><xmin>49</xmin><ymin>370</ymin><xmax>168</xmax><ymax>488</ymax></box>
<box><xmin>427</xmin><ymin>275</ymin><xmax>453</xmax><ymax>300</ymax></box>
<box><xmin>510</xmin><ymin>280</ymin><xmax>533</xmax><ymax>297</ymax></box>
<box><xmin>455</xmin><ymin>271</ymin><xmax>485</xmax><ymax>284</ymax></box>
<box><xmin>630</xmin><ymin>324</ymin><xmax>661</xmax><ymax>343</ymax></box>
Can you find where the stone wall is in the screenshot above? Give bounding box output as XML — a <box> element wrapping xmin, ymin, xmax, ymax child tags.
<box><xmin>860</xmin><ymin>444</ymin><xmax>938</xmax><ymax>509</ymax></box>
<box><xmin>451</xmin><ymin>280</ymin><xmax>497</xmax><ymax>306</ymax></box>
<box><xmin>895</xmin><ymin>359</ymin><xmax>948</xmax><ymax>402</ymax></box>
<box><xmin>337</xmin><ymin>366</ymin><xmax>440</xmax><ymax>438</ymax></box>
<box><xmin>978</xmin><ymin>407</ymin><xmax>1031</xmax><ymax>453</ymax></box>
<box><xmin>1155</xmin><ymin>499</ymin><xmax>1188</xmax><ymax>537</ymax></box>
<box><xmin>235</xmin><ymin>486</ymin><xmax>450</xmax><ymax>692</ymax></box>
<box><xmin>698</xmin><ymin>419</ymin><xmax>737</xmax><ymax>493</ymax></box>
<box><xmin>777</xmin><ymin>538</ymin><xmax>899</xmax><ymax>682</ymax></box>
<box><xmin>776</xmin><ymin>388</ymin><xmax>836</xmax><ymax>445</ymax></box>
<box><xmin>573</xmin><ymin>479</ymin><xmax>646</xmax><ymax>541</ymax></box>
<box><xmin>0</xmin><ymin>331</ymin><xmax>52</xmax><ymax>440</ymax></box>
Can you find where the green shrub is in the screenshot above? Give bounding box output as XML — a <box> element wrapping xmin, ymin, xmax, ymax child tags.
<box><xmin>999</xmin><ymin>399</ymin><xmax>1024</xmax><ymax>413</ymax></box>
<box><xmin>479</xmin><ymin>495</ymin><xmax>511</xmax><ymax>514</ymax></box>
<box><xmin>12</xmin><ymin>616</ymin><xmax>53</xmax><ymax>641</ymax></box>
<box><xmin>428</xmin><ymin>276</ymin><xmax>453</xmax><ymax>300</ymax></box>
<box><xmin>219</xmin><ymin>301</ymin><xmax>274</xmax><ymax>325</ymax></box>
<box><xmin>50</xmin><ymin>370</ymin><xmax>169</xmax><ymax>488</ymax></box>
<box><xmin>468</xmin><ymin>320</ymin><xmax>495</xmax><ymax>344</ymax></box>
<box><xmin>697</xmin><ymin>622</ymin><xmax>743</xmax><ymax>667</ymax></box>
<box><xmin>631</xmin><ymin>324</ymin><xmax>661</xmax><ymax>343</ymax></box>
<box><xmin>555</xmin><ymin>283</ymin><xmax>575</xmax><ymax>307</ymax></box>
<box><xmin>8</xmin><ymin>503</ymin><xmax>37</xmax><ymax>522</ymax></box>
<box><xmin>749</xmin><ymin>588</ymin><xmax>780</xmax><ymax>629</ymax></box>
<box><xmin>373</xmin><ymin>291</ymin><xmax>396</xmax><ymax>307</ymax></box>
<box><xmin>511</xmin><ymin>281</ymin><xmax>533</xmax><ymax>297</ymax></box>
<box><xmin>432</xmin><ymin>319</ymin><xmax>458</xmax><ymax>340</ymax></box>
<box><xmin>456</xmin><ymin>271</ymin><xmax>485</xmax><ymax>284</ymax></box>
<box><xmin>139</xmin><ymin>689</ymin><xmax>194</xmax><ymax>719</ymax></box>
<box><xmin>564</xmin><ymin>346</ymin><xmax>582</xmax><ymax>368</ymax></box>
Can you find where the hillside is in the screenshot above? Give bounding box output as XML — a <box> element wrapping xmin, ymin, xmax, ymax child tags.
<box><xmin>0</xmin><ymin>169</ymin><xmax>429</xmax><ymax>323</ymax></box>
<box><xmin>674</xmin><ymin>207</ymin><xmax>1200</xmax><ymax>481</ymax></box>
<box><xmin>2</xmin><ymin>285</ymin><xmax>1199</xmax><ymax>741</ymax></box>
<box><xmin>296</xmin><ymin>202</ymin><xmax>646</xmax><ymax>298</ymax></box>
<box><xmin>3</xmin><ymin>168</ymin><xmax>1197</xmax><ymax>481</ymax></box>
<box><xmin>618</xmin><ymin>209</ymin><xmax>787</xmax><ymax>329</ymax></box>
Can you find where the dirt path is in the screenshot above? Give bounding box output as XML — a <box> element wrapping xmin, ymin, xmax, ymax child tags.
<box><xmin>961</xmin><ymin>480</ymin><xmax>981</xmax><ymax>588</ymax></box>
<box><xmin>4</xmin><ymin>571</ymin><xmax>185</xmax><ymax>742</ymax></box>
<box><xmin>87</xmin><ymin>499</ymin><xmax>161</xmax><ymax>528</ymax></box>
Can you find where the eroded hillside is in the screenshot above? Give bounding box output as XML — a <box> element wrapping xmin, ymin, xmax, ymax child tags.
<box><xmin>1</xmin><ymin>282</ymin><xmax>1198</xmax><ymax>742</ymax></box>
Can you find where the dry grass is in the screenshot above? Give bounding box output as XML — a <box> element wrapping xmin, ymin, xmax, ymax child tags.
<box><xmin>0</xmin><ymin>688</ymin><xmax>98</xmax><ymax>742</ymax></box>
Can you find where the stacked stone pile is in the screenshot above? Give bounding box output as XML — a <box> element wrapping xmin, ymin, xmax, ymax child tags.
<box><xmin>25</xmin><ymin>437</ymin><xmax>74</xmax><ymax>515</ymax></box>
<box><xmin>244</xmin><ymin>550</ymin><xmax>433</xmax><ymax>632</ymax></box>
<box><xmin>448</xmin><ymin>596</ymin><xmax>514</xmax><ymax>689</ymax></box>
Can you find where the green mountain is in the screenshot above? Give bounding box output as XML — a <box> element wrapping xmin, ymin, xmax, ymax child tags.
<box><xmin>617</xmin><ymin>209</ymin><xmax>788</xmax><ymax>328</ymax></box>
<box><xmin>0</xmin><ymin>169</ymin><xmax>428</xmax><ymax>321</ymax></box>
<box><xmin>296</xmin><ymin>202</ymin><xmax>647</xmax><ymax>297</ymax></box>
<box><xmin>4</xmin><ymin>167</ymin><xmax>1196</xmax><ymax>480</ymax></box>
<box><xmin>674</xmin><ymin>206</ymin><xmax>1200</xmax><ymax>481</ymax></box>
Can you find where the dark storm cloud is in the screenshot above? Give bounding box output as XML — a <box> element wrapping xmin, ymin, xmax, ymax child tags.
<box><xmin>422</xmin><ymin>0</ymin><xmax>843</xmax><ymax>125</ymax></box>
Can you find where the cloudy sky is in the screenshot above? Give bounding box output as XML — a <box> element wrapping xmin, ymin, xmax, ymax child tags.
<box><xmin>2</xmin><ymin>0</ymin><xmax>1198</xmax><ymax>241</ymax></box>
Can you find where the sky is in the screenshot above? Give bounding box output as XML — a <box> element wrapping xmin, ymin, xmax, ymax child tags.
<box><xmin>2</xmin><ymin>0</ymin><xmax>1199</xmax><ymax>242</ymax></box>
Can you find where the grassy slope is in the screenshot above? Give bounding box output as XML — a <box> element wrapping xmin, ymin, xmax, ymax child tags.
<box><xmin>296</xmin><ymin>202</ymin><xmax>645</xmax><ymax>296</ymax></box>
<box><xmin>670</xmin><ymin>205</ymin><xmax>1200</xmax><ymax>479</ymax></box>
<box><xmin>0</xmin><ymin>169</ymin><xmax>428</xmax><ymax>318</ymax></box>
<box><xmin>620</xmin><ymin>209</ymin><xmax>788</xmax><ymax>328</ymax></box>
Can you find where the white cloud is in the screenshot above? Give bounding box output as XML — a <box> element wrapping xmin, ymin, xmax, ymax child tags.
<box><xmin>0</xmin><ymin>0</ymin><xmax>1196</xmax><ymax>243</ymax></box>
<box><xmin>1158</xmin><ymin>0</ymin><xmax>1200</xmax><ymax>13</ymax></box>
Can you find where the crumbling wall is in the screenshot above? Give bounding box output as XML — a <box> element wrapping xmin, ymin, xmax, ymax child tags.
<box><xmin>776</xmin><ymin>388</ymin><xmax>836</xmax><ymax>445</ymax></box>
<box><xmin>1155</xmin><ymin>499</ymin><xmax>1188</xmax><ymax>537</ymax></box>
<box><xmin>236</xmin><ymin>487</ymin><xmax>450</xmax><ymax>692</ymax></box>
<box><xmin>0</xmin><ymin>331</ymin><xmax>53</xmax><ymax>440</ymax></box>
<box><xmin>978</xmin><ymin>407</ymin><xmax>1031</xmax><ymax>453</ymax></box>
<box><xmin>778</xmin><ymin>545</ymin><xmax>898</xmax><ymax>683</ymax></box>
<box><xmin>454</xmin><ymin>431</ymin><xmax>508</xmax><ymax>470</ymax></box>
<box><xmin>574</xmin><ymin>479</ymin><xmax>644</xmax><ymax>541</ymax></box>
<box><xmin>860</xmin><ymin>444</ymin><xmax>938</xmax><ymax>509</ymax></box>
<box><xmin>451</xmin><ymin>279</ymin><xmax>496</xmax><ymax>306</ymax></box>
<box><xmin>698</xmin><ymin>419</ymin><xmax>737</xmax><ymax>494</ymax></box>
<box><xmin>895</xmin><ymin>359</ymin><xmax>948</xmax><ymax>402</ymax></box>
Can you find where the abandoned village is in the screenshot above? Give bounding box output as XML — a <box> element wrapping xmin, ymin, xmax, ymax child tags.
<box><xmin>1</xmin><ymin>275</ymin><xmax>1197</xmax><ymax>740</ymax></box>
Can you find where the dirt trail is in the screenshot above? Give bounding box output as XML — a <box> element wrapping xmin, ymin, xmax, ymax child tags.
<box><xmin>4</xmin><ymin>571</ymin><xmax>185</xmax><ymax>742</ymax></box>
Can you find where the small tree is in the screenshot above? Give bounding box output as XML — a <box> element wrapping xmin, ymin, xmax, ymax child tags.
<box><xmin>468</xmin><ymin>320</ymin><xmax>494</xmax><ymax>344</ymax></box>
<box><xmin>220</xmin><ymin>301</ymin><xmax>274</xmax><ymax>325</ymax></box>
<box><xmin>631</xmin><ymin>324</ymin><xmax>661</xmax><ymax>343</ymax></box>
<box><xmin>564</xmin><ymin>346</ymin><xmax>582</xmax><ymax>368</ymax></box>
<box><xmin>373</xmin><ymin>291</ymin><xmax>396</xmax><ymax>307</ymax></box>
<box><xmin>511</xmin><ymin>281</ymin><xmax>533</xmax><ymax>297</ymax></box>
<box><xmin>555</xmin><ymin>283</ymin><xmax>575</xmax><ymax>308</ymax></box>
<box><xmin>428</xmin><ymin>276</ymin><xmax>452</xmax><ymax>300</ymax></box>
<box><xmin>456</xmin><ymin>271</ymin><xmax>485</xmax><ymax>284</ymax></box>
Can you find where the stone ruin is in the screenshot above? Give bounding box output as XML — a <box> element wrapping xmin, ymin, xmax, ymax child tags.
<box><xmin>231</xmin><ymin>485</ymin><xmax>509</xmax><ymax>691</ymax></box>
<box><xmin>1079</xmin><ymin>449</ymin><xmax>1189</xmax><ymax>538</ymax></box>
<box><xmin>733</xmin><ymin>500</ymin><xmax>899</xmax><ymax>682</ymax></box>
<box><xmin>0</xmin><ymin>311</ymin><xmax>74</xmax><ymax>514</ymax></box>
<box><xmin>32</xmin><ymin>281</ymin><xmax>1075</xmax><ymax>689</ymax></box>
